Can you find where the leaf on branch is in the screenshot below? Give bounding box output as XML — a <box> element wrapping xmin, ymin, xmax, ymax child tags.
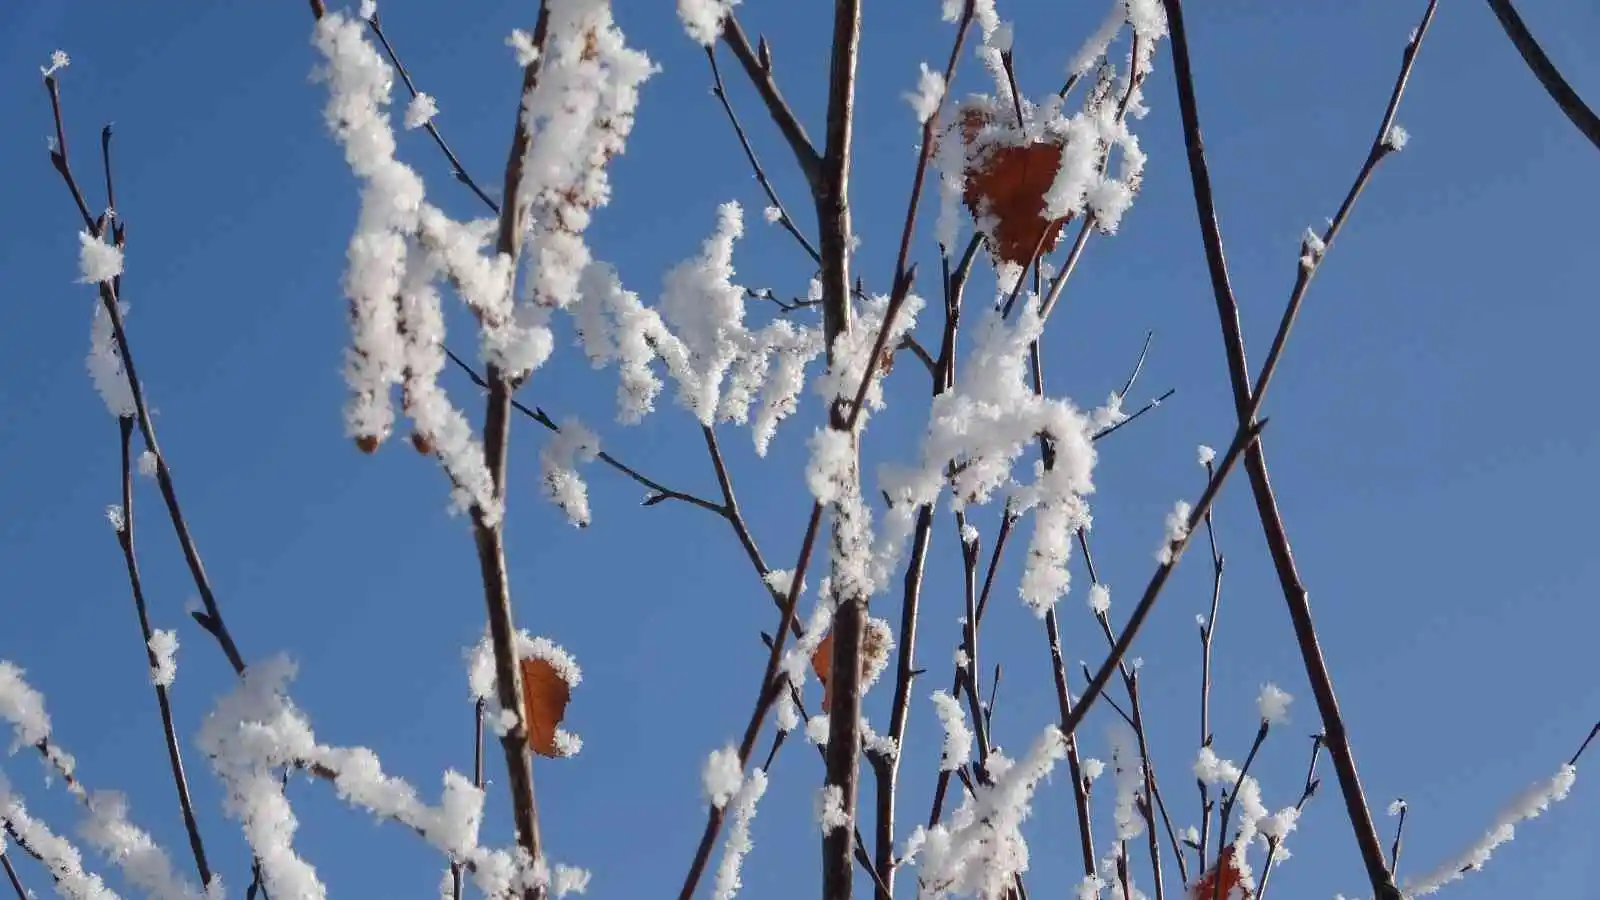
<box><xmin>809</xmin><ymin>619</ymin><xmax>893</xmax><ymax>709</ymax></box>
<box><xmin>950</xmin><ymin>107</ymin><xmax>1070</xmax><ymax>266</ymax></box>
<box><xmin>1190</xmin><ymin>844</ymin><xmax>1252</xmax><ymax>900</ymax></box>
<box><xmin>520</xmin><ymin>656</ymin><xmax>574</xmax><ymax>759</ymax></box>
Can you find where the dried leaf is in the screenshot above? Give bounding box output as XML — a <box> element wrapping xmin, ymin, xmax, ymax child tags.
<box><xmin>520</xmin><ymin>656</ymin><xmax>573</xmax><ymax>759</ymax></box>
<box><xmin>1190</xmin><ymin>845</ymin><xmax>1252</xmax><ymax>900</ymax></box>
<box><xmin>811</xmin><ymin>621</ymin><xmax>893</xmax><ymax>711</ymax></box>
<box><xmin>953</xmin><ymin>107</ymin><xmax>1070</xmax><ymax>266</ymax></box>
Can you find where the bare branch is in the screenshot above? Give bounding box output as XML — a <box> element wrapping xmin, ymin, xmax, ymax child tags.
<box><xmin>1483</xmin><ymin>0</ymin><xmax>1600</xmax><ymax>150</ymax></box>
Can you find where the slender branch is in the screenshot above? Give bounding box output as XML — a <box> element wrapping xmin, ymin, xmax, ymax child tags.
<box><xmin>1569</xmin><ymin>721</ymin><xmax>1599</xmax><ymax>768</ymax></box>
<box><xmin>1092</xmin><ymin>388</ymin><xmax>1176</xmax><ymax>442</ymax></box>
<box><xmin>677</xmin><ymin>503</ymin><xmax>826</xmax><ymax>900</ymax></box>
<box><xmin>1248</xmin><ymin>0</ymin><xmax>1440</xmax><ymax>410</ymax></box>
<box><xmin>1483</xmin><ymin>0</ymin><xmax>1600</xmax><ymax>150</ymax></box>
<box><xmin>363</xmin><ymin>11</ymin><xmax>501</xmax><ymax>212</ymax></box>
<box><xmin>470</xmin><ymin>7</ymin><xmax>554</xmax><ymax>891</ymax></box>
<box><xmin>1195</xmin><ymin>458</ymin><xmax>1226</xmax><ymax>870</ymax></box>
<box><xmin>112</xmin><ymin>416</ymin><xmax>214</xmax><ymax>889</ymax></box>
<box><xmin>1387</xmin><ymin>801</ymin><xmax>1408</xmax><ymax>876</ymax></box>
<box><xmin>1060</xmin><ymin>418</ymin><xmax>1266</xmax><ymax>747</ymax></box>
<box><xmin>1256</xmin><ymin>734</ymin><xmax>1324</xmax><ymax>900</ymax></box>
<box><xmin>1211</xmin><ymin>721</ymin><xmax>1270</xmax><ymax>900</ymax></box>
<box><xmin>1</xmin><ymin>850</ymin><xmax>27</xmax><ymax>900</ymax></box>
<box><xmin>718</xmin><ymin>15</ymin><xmax>824</xmax><ymax>193</ymax></box>
<box><xmin>1157</xmin><ymin>3</ymin><xmax>1442</xmax><ymax>896</ymax></box>
<box><xmin>706</xmin><ymin>45</ymin><xmax>821</xmax><ymax>264</ymax></box>
<box><xmin>45</xmin><ymin>74</ymin><xmax>248</xmax><ymax>676</ymax></box>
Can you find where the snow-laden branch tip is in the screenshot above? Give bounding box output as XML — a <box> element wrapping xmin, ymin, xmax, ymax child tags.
<box><xmin>711</xmin><ymin>768</ymin><xmax>767</xmax><ymax>900</ymax></box>
<box><xmin>678</xmin><ymin>0</ymin><xmax>738</xmax><ymax>45</ymax></box>
<box><xmin>1156</xmin><ymin>500</ymin><xmax>1191</xmax><ymax>565</ymax></box>
<box><xmin>42</xmin><ymin>49</ymin><xmax>71</xmax><ymax>78</ymax></box>
<box><xmin>1257</xmin><ymin>683</ymin><xmax>1292</xmax><ymax>725</ymax></box>
<box><xmin>1403</xmin><ymin>764</ymin><xmax>1579</xmax><ymax>896</ymax></box>
<box><xmin>908</xmin><ymin>725</ymin><xmax>1068</xmax><ymax>899</ymax></box>
<box><xmin>77</xmin><ymin>231</ymin><xmax>123</xmax><ymax>285</ymax></box>
<box><xmin>906</xmin><ymin>63</ymin><xmax>947</xmax><ymax>124</ymax></box>
<box><xmin>539</xmin><ymin>417</ymin><xmax>601</xmax><ymax>528</ymax></box>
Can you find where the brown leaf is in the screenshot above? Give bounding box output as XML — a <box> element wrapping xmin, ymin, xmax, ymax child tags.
<box><xmin>520</xmin><ymin>656</ymin><xmax>573</xmax><ymax>759</ymax></box>
<box><xmin>810</xmin><ymin>621</ymin><xmax>892</xmax><ymax>712</ymax></box>
<box><xmin>1190</xmin><ymin>845</ymin><xmax>1253</xmax><ymax>900</ymax></box>
<box><xmin>951</xmin><ymin>106</ymin><xmax>1071</xmax><ymax>267</ymax></box>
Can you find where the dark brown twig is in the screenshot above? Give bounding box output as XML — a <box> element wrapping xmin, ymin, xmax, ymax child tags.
<box><xmin>1483</xmin><ymin>0</ymin><xmax>1600</xmax><ymax>151</ymax></box>
<box><xmin>45</xmin><ymin>73</ymin><xmax>248</xmax><ymax>677</ymax></box>
<box><xmin>718</xmin><ymin>15</ymin><xmax>824</xmax><ymax>193</ymax></box>
<box><xmin>707</xmin><ymin>46</ymin><xmax>821</xmax><ymax>264</ymax></box>
<box><xmin>1211</xmin><ymin>721</ymin><xmax>1270</xmax><ymax>900</ymax></box>
<box><xmin>1</xmin><ymin>851</ymin><xmax>27</xmax><ymax>900</ymax></box>
<box><xmin>1255</xmin><ymin>734</ymin><xmax>1323</xmax><ymax>900</ymax></box>
<box><xmin>1157</xmin><ymin>3</ymin><xmax>1440</xmax><ymax>896</ymax></box>
<box><xmin>363</xmin><ymin>12</ymin><xmax>501</xmax><ymax>212</ymax></box>
<box><xmin>677</xmin><ymin>504</ymin><xmax>825</xmax><ymax>900</ymax></box>
<box><xmin>112</xmin><ymin>416</ymin><xmax>214</xmax><ymax>889</ymax></box>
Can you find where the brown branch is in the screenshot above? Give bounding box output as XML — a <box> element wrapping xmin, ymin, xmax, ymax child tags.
<box><xmin>718</xmin><ymin>15</ymin><xmax>824</xmax><ymax>193</ymax></box>
<box><xmin>44</xmin><ymin>74</ymin><xmax>248</xmax><ymax>677</ymax></box>
<box><xmin>1483</xmin><ymin>0</ymin><xmax>1600</xmax><ymax>150</ymax></box>
<box><xmin>818</xmin><ymin>0</ymin><xmax>866</xmax><ymax>894</ymax></box>
<box><xmin>112</xmin><ymin>416</ymin><xmax>214</xmax><ymax>889</ymax></box>
<box><xmin>1255</xmin><ymin>734</ymin><xmax>1324</xmax><ymax>900</ymax></box>
<box><xmin>1211</xmin><ymin>721</ymin><xmax>1271</xmax><ymax>900</ymax></box>
<box><xmin>443</xmin><ymin>349</ymin><xmax>725</xmax><ymax>516</ymax></box>
<box><xmin>707</xmin><ymin>45</ymin><xmax>821</xmax><ymax>264</ymax></box>
<box><xmin>1570</xmin><ymin>721</ymin><xmax>1599</xmax><ymax>768</ymax></box>
<box><xmin>0</xmin><ymin>852</ymin><xmax>23</xmax><ymax>900</ymax></box>
<box><xmin>469</xmin><ymin>6</ymin><xmax>554</xmax><ymax>892</ymax></box>
<box><xmin>1157</xmin><ymin>3</ymin><xmax>1442</xmax><ymax>897</ymax></box>
<box><xmin>1061</xmin><ymin>417</ymin><xmax>1266</xmax><ymax>745</ymax></box>
<box><xmin>677</xmin><ymin>503</ymin><xmax>825</xmax><ymax>900</ymax></box>
<box><xmin>363</xmin><ymin>11</ymin><xmax>502</xmax><ymax>213</ymax></box>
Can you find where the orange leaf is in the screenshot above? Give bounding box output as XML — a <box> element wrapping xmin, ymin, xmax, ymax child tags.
<box><xmin>950</xmin><ymin>106</ymin><xmax>1071</xmax><ymax>267</ymax></box>
<box><xmin>812</xmin><ymin>632</ymin><xmax>835</xmax><ymax>710</ymax></box>
<box><xmin>519</xmin><ymin>656</ymin><xmax>573</xmax><ymax>759</ymax></box>
<box><xmin>809</xmin><ymin>622</ymin><xmax>892</xmax><ymax>713</ymax></box>
<box><xmin>1190</xmin><ymin>845</ymin><xmax>1253</xmax><ymax>900</ymax></box>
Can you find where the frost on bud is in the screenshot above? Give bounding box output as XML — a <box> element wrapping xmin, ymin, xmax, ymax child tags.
<box><xmin>1257</xmin><ymin>682</ymin><xmax>1292</xmax><ymax>725</ymax></box>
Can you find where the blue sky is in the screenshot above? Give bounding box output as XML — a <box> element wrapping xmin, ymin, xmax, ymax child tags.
<box><xmin>1</xmin><ymin>1</ymin><xmax>1596</xmax><ymax>898</ymax></box>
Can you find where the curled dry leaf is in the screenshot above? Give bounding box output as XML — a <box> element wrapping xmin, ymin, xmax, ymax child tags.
<box><xmin>810</xmin><ymin>618</ymin><xmax>893</xmax><ymax>710</ymax></box>
<box><xmin>520</xmin><ymin>656</ymin><xmax>573</xmax><ymax>759</ymax></box>
<box><xmin>952</xmin><ymin>106</ymin><xmax>1070</xmax><ymax>267</ymax></box>
<box><xmin>1190</xmin><ymin>844</ymin><xmax>1252</xmax><ymax>900</ymax></box>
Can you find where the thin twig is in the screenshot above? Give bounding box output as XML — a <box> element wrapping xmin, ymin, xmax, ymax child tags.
<box><xmin>718</xmin><ymin>15</ymin><xmax>824</xmax><ymax>193</ymax></box>
<box><xmin>677</xmin><ymin>503</ymin><xmax>825</xmax><ymax>900</ymax></box>
<box><xmin>1</xmin><ymin>851</ymin><xmax>27</xmax><ymax>900</ymax></box>
<box><xmin>364</xmin><ymin>12</ymin><xmax>501</xmax><ymax>212</ymax></box>
<box><xmin>112</xmin><ymin>416</ymin><xmax>214</xmax><ymax>889</ymax></box>
<box><xmin>1256</xmin><ymin>734</ymin><xmax>1323</xmax><ymax>900</ymax></box>
<box><xmin>707</xmin><ymin>45</ymin><xmax>821</xmax><ymax>264</ymax></box>
<box><xmin>1212</xmin><ymin>721</ymin><xmax>1270</xmax><ymax>900</ymax></box>
<box><xmin>45</xmin><ymin>74</ymin><xmax>248</xmax><ymax>676</ymax></box>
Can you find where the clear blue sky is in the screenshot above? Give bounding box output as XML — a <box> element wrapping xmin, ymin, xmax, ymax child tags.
<box><xmin>1</xmin><ymin>1</ymin><xmax>1595</xmax><ymax>898</ymax></box>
